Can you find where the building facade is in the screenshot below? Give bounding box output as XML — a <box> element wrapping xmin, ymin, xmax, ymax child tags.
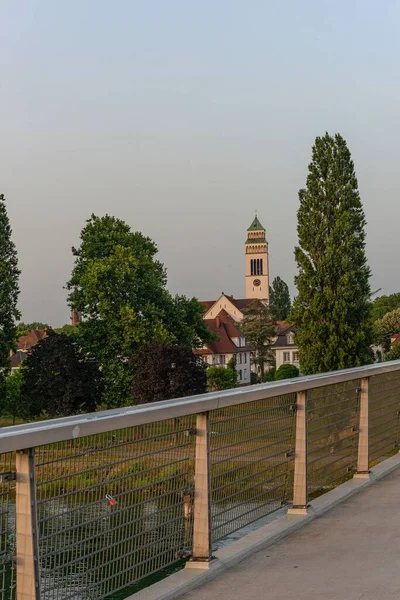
<box><xmin>272</xmin><ymin>323</ymin><xmax>299</xmax><ymax>370</ymax></box>
<box><xmin>194</xmin><ymin>309</ymin><xmax>251</xmax><ymax>384</ymax></box>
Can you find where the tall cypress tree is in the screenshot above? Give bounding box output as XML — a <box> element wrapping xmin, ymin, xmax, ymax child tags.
<box><xmin>0</xmin><ymin>194</ymin><xmax>20</xmax><ymax>386</ymax></box>
<box><xmin>292</xmin><ymin>133</ymin><xmax>372</xmax><ymax>374</ymax></box>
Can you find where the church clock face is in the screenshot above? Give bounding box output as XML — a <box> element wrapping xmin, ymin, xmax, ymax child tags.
<box><xmin>253</xmin><ymin>278</ymin><xmax>261</xmax><ymax>286</ymax></box>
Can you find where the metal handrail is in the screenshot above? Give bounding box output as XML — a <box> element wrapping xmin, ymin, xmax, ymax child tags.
<box><xmin>1</xmin><ymin>360</ymin><xmax>400</xmax><ymax>453</ymax></box>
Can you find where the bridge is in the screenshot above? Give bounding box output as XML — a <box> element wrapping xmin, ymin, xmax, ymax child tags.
<box><xmin>1</xmin><ymin>360</ymin><xmax>400</xmax><ymax>600</ymax></box>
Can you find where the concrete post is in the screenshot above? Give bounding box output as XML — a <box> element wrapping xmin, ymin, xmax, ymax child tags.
<box><xmin>16</xmin><ymin>448</ymin><xmax>40</xmax><ymax>600</ymax></box>
<box><xmin>187</xmin><ymin>412</ymin><xmax>212</xmax><ymax>568</ymax></box>
<box><xmin>354</xmin><ymin>377</ymin><xmax>370</xmax><ymax>479</ymax></box>
<box><xmin>288</xmin><ymin>391</ymin><xmax>308</xmax><ymax>515</ymax></box>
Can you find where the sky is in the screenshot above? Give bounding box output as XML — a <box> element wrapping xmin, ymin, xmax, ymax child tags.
<box><xmin>1</xmin><ymin>0</ymin><xmax>400</xmax><ymax>326</ymax></box>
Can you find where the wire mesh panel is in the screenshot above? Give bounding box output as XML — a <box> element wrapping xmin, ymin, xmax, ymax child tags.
<box><xmin>0</xmin><ymin>453</ymin><xmax>16</xmax><ymax>600</ymax></box>
<box><xmin>34</xmin><ymin>416</ymin><xmax>195</xmax><ymax>599</ymax></box>
<box><xmin>209</xmin><ymin>393</ymin><xmax>296</xmax><ymax>544</ymax></box>
<box><xmin>369</xmin><ymin>370</ymin><xmax>400</xmax><ymax>467</ymax></box>
<box><xmin>307</xmin><ymin>381</ymin><xmax>360</xmax><ymax>499</ymax></box>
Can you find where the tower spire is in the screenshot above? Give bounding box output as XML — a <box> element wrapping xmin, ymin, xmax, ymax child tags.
<box><xmin>245</xmin><ymin>215</ymin><xmax>269</xmax><ymax>300</ymax></box>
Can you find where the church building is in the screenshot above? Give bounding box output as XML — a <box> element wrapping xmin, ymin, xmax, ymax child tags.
<box><xmin>196</xmin><ymin>215</ymin><xmax>299</xmax><ymax>382</ymax></box>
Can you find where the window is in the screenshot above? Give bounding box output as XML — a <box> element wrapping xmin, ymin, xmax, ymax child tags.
<box><xmin>238</xmin><ymin>353</ymin><xmax>242</xmax><ymax>364</ymax></box>
<box><xmin>244</xmin><ymin>369</ymin><xmax>247</xmax><ymax>379</ymax></box>
<box><xmin>286</xmin><ymin>333</ymin><xmax>295</xmax><ymax>345</ymax></box>
<box><xmin>220</xmin><ymin>355</ymin><xmax>226</xmax><ymax>365</ymax></box>
<box><xmin>203</xmin><ymin>356</ymin><xmax>208</xmax><ymax>364</ymax></box>
<box><xmin>283</xmin><ymin>352</ymin><xmax>290</xmax><ymax>363</ymax></box>
<box><xmin>239</xmin><ymin>370</ymin><xmax>242</xmax><ymax>381</ymax></box>
<box><xmin>244</xmin><ymin>353</ymin><xmax>247</xmax><ymax>363</ymax></box>
<box><xmin>292</xmin><ymin>352</ymin><xmax>299</xmax><ymax>363</ymax></box>
<box><xmin>212</xmin><ymin>356</ymin><xmax>217</xmax><ymax>365</ymax></box>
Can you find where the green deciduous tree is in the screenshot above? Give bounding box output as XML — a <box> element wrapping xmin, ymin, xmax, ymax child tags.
<box><xmin>0</xmin><ymin>194</ymin><xmax>20</xmax><ymax>395</ymax></box>
<box><xmin>131</xmin><ymin>343</ymin><xmax>206</xmax><ymax>404</ymax></box>
<box><xmin>371</xmin><ymin>293</ymin><xmax>400</xmax><ymax>322</ymax></box>
<box><xmin>386</xmin><ymin>341</ymin><xmax>400</xmax><ymax>361</ymax></box>
<box><xmin>291</xmin><ymin>133</ymin><xmax>372</xmax><ymax>374</ymax></box>
<box><xmin>241</xmin><ymin>300</ymin><xmax>276</xmax><ymax>379</ymax></box>
<box><xmin>269</xmin><ymin>277</ymin><xmax>291</xmax><ymax>321</ymax></box>
<box><xmin>374</xmin><ymin>308</ymin><xmax>400</xmax><ymax>351</ymax></box>
<box><xmin>16</xmin><ymin>322</ymin><xmax>49</xmax><ymax>337</ymax></box>
<box><xmin>54</xmin><ymin>324</ymin><xmax>78</xmax><ymax>336</ymax></box>
<box><xmin>2</xmin><ymin>368</ymin><xmax>23</xmax><ymax>422</ymax></box>
<box><xmin>274</xmin><ymin>363</ymin><xmax>299</xmax><ymax>380</ymax></box>
<box><xmin>21</xmin><ymin>330</ymin><xmax>103</xmax><ymax>418</ymax></box>
<box><xmin>206</xmin><ymin>358</ymin><xmax>238</xmax><ymax>391</ymax></box>
<box><xmin>67</xmin><ymin>214</ymin><xmax>213</xmax><ymax>407</ymax></box>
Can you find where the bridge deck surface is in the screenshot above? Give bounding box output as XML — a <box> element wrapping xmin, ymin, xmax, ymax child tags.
<box><xmin>180</xmin><ymin>468</ymin><xmax>400</xmax><ymax>600</ymax></box>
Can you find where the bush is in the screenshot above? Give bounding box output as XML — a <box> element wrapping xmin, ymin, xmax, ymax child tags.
<box><xmin>275</xmin><ymin>364</ymin><xmax>299</xmax><ymax>380</ymax></box>
<box><xmin>262</xmin><ymin>367</ymin><xmax>276</xmax><ymax>382</ymax></box>
<box><xmin>207</xmin><ymin>365</ymin><xmax>238</xmax><ymax>391</ymax></box>
<box><xmin>386</xmin><ymin>341</ymin><xmax>400</xmax><ymax>361</ymax></box>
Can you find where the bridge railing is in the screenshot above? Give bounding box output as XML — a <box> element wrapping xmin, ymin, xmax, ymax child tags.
<box><xmin>1</xmin><ymin>360</ymin><xmax>400</xmax><ymax>600</ymax></box>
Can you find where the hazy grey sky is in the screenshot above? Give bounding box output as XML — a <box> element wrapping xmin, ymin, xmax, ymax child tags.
<box><xmin>1</xmin><ymin>1</ymin><xmax>399</xmax><ymax>326</ymax></box>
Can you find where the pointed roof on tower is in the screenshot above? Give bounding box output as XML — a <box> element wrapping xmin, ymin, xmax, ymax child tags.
<box><xmin>247</xmin><ymin>214</ymin><xmax>265</xmax><ymax>231</ymax></box>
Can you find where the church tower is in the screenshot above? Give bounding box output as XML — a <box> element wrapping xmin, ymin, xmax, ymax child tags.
<box><xmin>245</xmin><ymin>215</ymin><xmax>269</xmax><ymax>300</ymax></box>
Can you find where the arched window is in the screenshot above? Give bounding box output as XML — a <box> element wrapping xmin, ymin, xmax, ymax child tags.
<box><xmin>260</xmin><ymin>259</ymin><xmax>263</xmax><ymax>275</ymax></box>
<box><xmin>250</xmin><ymin>259</ymin><xmax>253</xmax><ymax>276</ymax></box>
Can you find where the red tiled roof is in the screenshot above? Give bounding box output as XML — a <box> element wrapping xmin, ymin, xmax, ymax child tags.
<box><xmin>10</xmin><ymin>350</ymin><xmax>27</xmax><ymax>369</ymax></box>
<box><xmin>391</xmin><ymin>332</ymin><xmax>400</xmax><ymax>346</ymax></box>
<box><xmin>17</xmin><ymin>329</ymin><xmax>47</xmax><ymax>351</ymax></box>
<box><xmin>203</xmin><ymin>310</ymin><xmax>248</xmax><ymax>354</ymax></box>
<box><xmin>275</xmin><ymin>321</ymin><xmax>294</xmax><ymax>334</ymax></box>
<box><xmin>200</xmin><ymin>301</ymin><xmax>215</xmax><ymax>313</ymax></box>
<box><xmin>201</xmin><ymin>296</ymin><xmax>253</xmax><ymax>314</ymax></box>
<box><xmin>193</xmin><ymin>348</ymin><xmax>212</xmax><ymax>356</ymax></box>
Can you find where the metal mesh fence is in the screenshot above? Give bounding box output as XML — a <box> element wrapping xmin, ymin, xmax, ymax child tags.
<box><xmin>369</xmin><ymin>370</ymin><xmax>400</xmax><ymax>467</ymax></box>
<box><xmin>0</xmin><ymin>453</ymin><xmax>16</xmax><ymax>600</ymax></box>
<box><xmin>209</xmin><ymin>393</ymin><xmax>296</xmax><ymax>544</ymax></box>
<box><xmin>307</xmin><ymin>381</ymin><xmax>360</xmax><ymax>499</ymax></box>
<box><xmin>34</xmin><ymin>416</ymin><xmax>196</xmax><ymax>599</ymax></box>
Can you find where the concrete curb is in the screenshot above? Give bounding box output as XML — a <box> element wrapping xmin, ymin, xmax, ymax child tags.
<box><xmin>129</xmin><ymin>453</ymin><xmax>400</xmax><ymax>600</ymax></box>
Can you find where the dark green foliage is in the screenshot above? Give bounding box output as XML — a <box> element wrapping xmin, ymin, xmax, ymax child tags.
<box><xmin>370</xmin><ymin>293</ymin><xmax>400</xmax><ymax>322</ymax></box>
<box><xmin>0</xmin><ymin>194</ymin><xmax>20</xmax><ymax>391</ymax></box>
<box><xmin>241</xmin><ymin>300</ymin><xmax>276</xmax><ymax>379</ymax></box>
<box><xmin>207</xmin><ymin>358</ymin><xmax>238</xmax><ymax>391</ymax></box>
<box><xmin>386</xmin><ymin>342</ymin><xmax>400</xmax><ymax>361</ymax></box>
<box><xmin>274</xmin><ymin>363</ymin><xmax>299</xmax><ymax>380</ymax></box>
<box><xmin>250</xmin><ymin>372</ymin><xmax>260</xmax><ymax>384</ymax></box>
<box><xmin>291</xmin><ymin>133</ymin><xmax>372</xmax><ymax>374</ymax></box>
<box><xmin>131</xmin><ymin>343</ymin><xmax>207</xmax><ymax>404</ymax></box>
<box><xmin>269</xmin><ymin>277</ymin><xmax>291</xmax><ymax>321</ymax></box>
<box><xmin>20</xmin><ymin>330</ymin><xmax>104</xmax><ymax>417</ymax></box>
<box><xmin>67</xmin><ymin>214</ymin><xmax>213</xmax><ymax>407</ymax></box>
<box><xmin>16</xmin><ymin>322</ymin><xmax>49</xmax><ymax>337</ymax></box>
<box><xmin>262</xmin><ymin>367</ymin><xmax>276</xmax><ymax>382</ymax></box>
<box><xmin>54</xmin><ymin>324</ymin><xmax>77</xmax><ymax>336</ymax></box>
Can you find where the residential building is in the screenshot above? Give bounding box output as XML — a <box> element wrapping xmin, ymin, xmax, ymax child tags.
<box><xmin>194</xmin><ymin>310</ymin><xmax>251</xmax><ymax>384</ymax></box>
<box><xmin>271</xmin><ymin>322</ymin><xmax>299</xmax><ymax>370</ymax></box>
<box><xmin>10</xmin><ymin>329</ymin><xmax>47</xmax><ymax>370</ymax></box>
